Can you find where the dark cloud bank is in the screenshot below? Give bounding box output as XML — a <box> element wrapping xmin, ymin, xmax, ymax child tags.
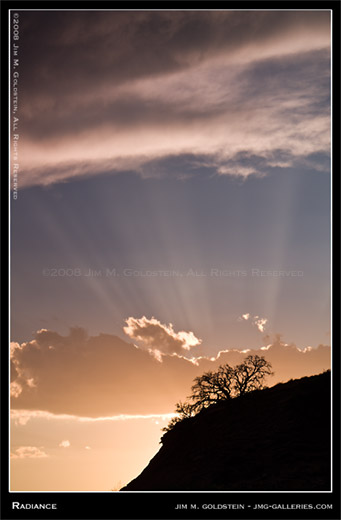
<box><xmin>11</xmin><ymin>326</ymin><xmax>330</xmax><ymax>417</ymax></box>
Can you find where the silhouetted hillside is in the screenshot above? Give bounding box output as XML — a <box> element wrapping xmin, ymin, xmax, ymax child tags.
<box><xmin>122</xmin><ymin>372</ymin><xmax>331</xmax><ymax>491</ymax></box>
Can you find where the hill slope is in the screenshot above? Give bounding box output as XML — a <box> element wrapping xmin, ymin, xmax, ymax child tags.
<box><xmin>121</xmin><ymin>372</ymin><xmax>331</xmax><ymax>491</ymax></box>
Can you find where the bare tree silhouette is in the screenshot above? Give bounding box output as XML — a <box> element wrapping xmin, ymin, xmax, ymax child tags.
<box><xmin>187</xmin><ymin>366</ymin><xmax>233</xmax><ymax>414</ymax></box>
<box><xmin>233</xmin><ymin>355</ymin><xmax>274</xmax><ymax>395</ymax></box>
<box><xmin>163</xmin><ymin>355</ymin><xmax>273</xmax><ymax>433</ymax></box>
<box><xmin>164</xmin><ymin>400</ymin><xmax>197</xmax><ymax>431</ymax></box>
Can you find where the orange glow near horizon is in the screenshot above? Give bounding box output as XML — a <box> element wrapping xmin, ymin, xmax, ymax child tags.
<box><xmin>10</xmin><ymin>414</ymin><xmax>170</xmax><ymax>491</ymax></box>
<box><xmin>10</xmin><ymin>328</ymin><xmax>331</xmax><ymax>491</ymax></box>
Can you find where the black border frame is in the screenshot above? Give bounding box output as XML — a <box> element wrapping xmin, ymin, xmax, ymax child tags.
<box><xmin>1</xmin><ymin>2</ymin><xmax>340</xmax><ymax>519</ymax></box>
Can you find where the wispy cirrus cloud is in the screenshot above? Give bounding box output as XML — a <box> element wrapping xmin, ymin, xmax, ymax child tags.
<box><xmin>11</xmin><ymin>409</ymin><xmax>176</xmax><ymax>427</ymax></box>
<box><xmin>16</xmin><ymin>11</ymin><xmax>330</xmax><ymax>188</ymax></box>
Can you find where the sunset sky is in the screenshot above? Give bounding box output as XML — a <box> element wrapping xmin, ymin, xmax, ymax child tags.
<box><xmin>10</xmin><ymin>9</ymin><xmax>331</xmax><ymax>491</ymax></box>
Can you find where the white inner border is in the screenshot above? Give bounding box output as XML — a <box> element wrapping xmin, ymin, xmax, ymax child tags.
<box><xmin>8</xmin><ymin>8</ymin><xmax>333</xmax><ymax>494</ymax></box>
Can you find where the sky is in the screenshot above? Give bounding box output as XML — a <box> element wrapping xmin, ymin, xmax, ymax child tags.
<box><xmin>10</xmin><ymin>9</ymin><xmax>331</xmax><ymax>491</ymax></box>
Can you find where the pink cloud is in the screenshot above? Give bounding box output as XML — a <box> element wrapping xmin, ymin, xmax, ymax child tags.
<box><xmin>10</xmin><ymin>328</ymin><xmax>330</xmax><ymax>417</ymax></box>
